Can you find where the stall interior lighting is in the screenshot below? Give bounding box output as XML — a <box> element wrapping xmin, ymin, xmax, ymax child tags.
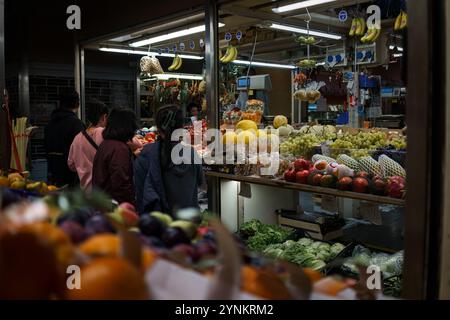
<box><xmin>393</xmin><ymin>53</ymin><xmax>403</xmax><ymax>58</ymax></box>
<box><xmin>99</xmin><ymin>47</ymin><xmax>204</xmax><ymax>60</ymax></box>
<box><xmin>232</xmin><ymin>59</ymin><xmax>296</xmax><ymax>70</ymax></box>
<box><xmin>273</xmin><ymin>0</ymin><xmax>339</xmax><ymax>13</ymax></box>
<box><xmin>151</xmin><ymin>73</ymin><xmax>204</xmax><ymax>80</ymax></box>
<box><xmin>130</xmin><ymin>23</ymin><xmax>225</xmax><ymax>47</ymax></box>
<box><xmin>269</xmin><ymin>23</ymin><xmax>342</xmax><ymax>40</ymax></box>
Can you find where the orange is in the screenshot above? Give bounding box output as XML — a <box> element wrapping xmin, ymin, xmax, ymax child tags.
<box><xmin>78</xmin><ymin>234</ymin><xmax>120</xmax><ymax>258</ymax></box>
<box><xmin>0</xmin><ymin>230</ymin><xmax>64</xmax><ymax>299</ymax></box>
<box><xmin>313</xmin><ymin>277</ymin><xmax>349</xmax><ymax>296</ymax></box>
<box><xmin>19</xmin><ymin>222</ymin><xmax>75</xmax><ymax>269</ymax></box>
<box><xmin>65</xmin><ymin>257</ymin><xmax>148</xmax><ymax>300</ymax></box>
<box><xmin>241</xmin><ymin>265</ymin><xmax>292</xmax><ymax>299</ymax></box>
<box><xmin>0</xmin><ymin>176</ymin><xmax>9</xmax><ymax>187</ymax></box>
<box><xmin>79</xmin><ymin>234</ymin><xmax>159</xmax><ymax>272</ymax></box>
<box><xmin>303</xmin><ymin>268</ymin><xmax>323</xmax><ymax>283</ymax></box>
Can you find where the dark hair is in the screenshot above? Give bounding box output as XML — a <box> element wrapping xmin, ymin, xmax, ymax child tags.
<box><xmin>155</xmin><ymin>105</ymin><xmax>184</xmax><ymax>171</ymax></box>
<box><xmin>60</xmin><ymin>90</ymin><xmax>80</xmax><ymax>110</ymax></box>
<box><xmin>102</xmin><ymin>108</ymin><xmax>138</xmax><ymax>142</ymax></box>
<box><xmin>86</xmin><ymin>99</ymin><xmax>109</xmax><ymax>126</ymax></box>
<box><xmin>187</xmin><ymin>102</ymin><xmax>200</xmax><ymax>113</ymax></box>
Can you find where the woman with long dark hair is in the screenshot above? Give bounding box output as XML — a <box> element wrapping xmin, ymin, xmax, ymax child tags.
<box><xmin>92</xmin><ymin>108</ymin><xmax>138</xmax><ymax>204</ymax></box>
<box><xmin>134</xmin><ymin>104</ymin><xmax>203</xmax><ymax>215</ymax></box>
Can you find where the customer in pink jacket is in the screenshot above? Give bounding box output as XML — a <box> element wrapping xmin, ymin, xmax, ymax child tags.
<box><xmin>68</xmin><ymin>100</ymin><xmax>109</xmax><ymax>191</ymax></box>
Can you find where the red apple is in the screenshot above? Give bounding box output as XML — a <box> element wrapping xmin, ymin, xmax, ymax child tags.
<box><xmin>294</xmin><ymin>158</ymin><xmax>310</xmax><ymax>171</ymax></box>
<box><xmin>284</xmin><ymin>169</ymin><xmax>297</xmax><ymax>182</ymax></box>
<box><xmin>337</xmin><ymin>177</ymin><xmax>353</xmax><ymax>191</ymax></box>
<box><xmin>119</xmin><ymin>202</ymin><xmax>136</xmax><ymax>212</ymax></box>
<box><xmin>296</xmin><ymin>170</ymin><xmax>310</xmax><ymax>184</ymax></box>
<box><xmin>118</xmin><ymin>207</ymin><xmax>140</xmax><ymax>227</ymax></box>
<box><xmin>352</xmin><ymin>177</ymin><xmax>369</xmax><ymax>193</ymax></box>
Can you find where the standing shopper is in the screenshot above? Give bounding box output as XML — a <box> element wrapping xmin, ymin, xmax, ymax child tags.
<box><xmin>68</xmin><ymin>99</ymin><xmax>109</xmax><ymax>191</ymax></box>
<box><xmin>135</xmin><ymin>105</ymin><xmax>203</xmax><ymax>215</ymax></box>
<box><xmin>44</xmin><ymin>91</ymin><xmax>85</xmax><ymax>187</ymax></box>
<box><xmin>92</xmin><ymin>109</ymin><xmax>138</xmax><ymax>205</ymax></box>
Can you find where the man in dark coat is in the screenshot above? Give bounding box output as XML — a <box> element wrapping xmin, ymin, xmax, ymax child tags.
<box><xmin>44</xmin><ymin>91</ymin><xmax>85</xmax><ymax>187</ymax></box>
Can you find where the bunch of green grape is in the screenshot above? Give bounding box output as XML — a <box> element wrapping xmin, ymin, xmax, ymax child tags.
<box><xmin>389</xmin><ymin>136</ymin><xmax>407</xmax><ymax>150</ymax></box>
<box><xmin>280</xmin><ymin>133</ymin><xmax>321</xmax><ymax>158</ymax></box>
<box><xmin>331</xmin><ymin>131</ymin><xmax>388</xmax><ymax>150</ymax></box>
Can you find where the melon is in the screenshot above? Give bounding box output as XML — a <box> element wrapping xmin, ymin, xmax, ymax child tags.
<box><xmin>236</xmin><ymin>120</ymin><xmax>257</xmax><ymax>132</ymax></box>
<box><xmin>273</xmin><ymin>115</ymin><xmax>288</xmax><ymax>129</ymax></box>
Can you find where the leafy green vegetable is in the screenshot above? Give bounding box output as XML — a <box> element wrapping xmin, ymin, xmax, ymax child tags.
<box><xmin>298</xmin><ymin>238</ymin><xmax>313</xmax><ymax>246</ymax></box>
<box><xmin>239</xmin><ymin>219</ymin><xmax>263</xmax><ymax>238</ymax></box>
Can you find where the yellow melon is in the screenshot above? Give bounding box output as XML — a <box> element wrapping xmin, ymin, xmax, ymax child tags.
<box><xmin>236</xmin><ymin>120</ymin><xmax>257</xmax><ymax>132</ymax></box>
<box><xmin>273</xmin><ymin>115</ymin><xmax>288</xmax><ymax>129</ymax></box>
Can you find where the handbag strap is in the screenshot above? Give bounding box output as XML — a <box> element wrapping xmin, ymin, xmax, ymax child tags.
<box><xmin>81</xmin><ymin>130</ymin><xmax>99</xmax><ymax>151</ymax></box>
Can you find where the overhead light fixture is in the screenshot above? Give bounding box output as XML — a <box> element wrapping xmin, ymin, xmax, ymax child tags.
<box><xmin>99</xmin><ymin>47</ymin><xmax>204</xmax><ymax>60</ymax></box>
<box><xmin>152</xmin><ymin>73</ymin><xmax>204</xmax><ymax>80</ymax></box>
<box><xmin>273</xmin><ymin>0</ymin><xmax>339</xmax><ymax>13</ymax></box>
<box><xmin>393</xmin><ymin>53</ymin><xmax>403</xmax><ymax>58</ymax></box>
<box><xmin>397</xmin><ymin>47</ymin><xmax>404</xmax><ymax>52</ymax></box>
<box><xmin>269</xmin><ymin>23</ymin><xmax>342</xmax><ymax>40</ymax></box>
<box><xmin>130</xmin><ymin>23</ymin><xmax>225</xmax><ymax>47</ymax></box>
<box><xmin>232</xmin><ymin>59</ymin><xmax>296</xmax><ymax>70</ymax></box>
<box><xmin>389</xmin><ymin>45</ymin><xmax>395</xmax><ymax>50</ymax></box>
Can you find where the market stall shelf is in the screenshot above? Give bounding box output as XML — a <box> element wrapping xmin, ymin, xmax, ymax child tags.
<box><xmin>205</xmin><ymin>172</ymin><xmax>405</xmax><ymax>206</ymax></box>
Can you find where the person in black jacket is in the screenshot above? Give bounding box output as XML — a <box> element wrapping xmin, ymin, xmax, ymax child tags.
<box><xmin>44</xmin><ymin>91</ymin><xmax>85</xmax><ymax>187</ymax></box>
<box><xmin>134</xmin><ymin>105</ymin><xmax>203</xmax><ymax>216</ymax></box>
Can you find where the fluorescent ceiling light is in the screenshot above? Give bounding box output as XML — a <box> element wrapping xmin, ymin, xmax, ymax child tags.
<box><xmin>269</xmin><ymin>23</ymin><xmax>342</xmax><ymax>40</ymax></box>
<box><xmin>397</xmin><ymin>47</ymin><xmax>404</xmax><ymax>52</ymax></box>
<box><xmin>273</xmin><ymin>0</ymin><xmax>339</xmax><ymax>13</ymax></box>
<box><xmin>233</xmin><ymin>59</ymin><xmax>296</xmax><ymax>70</ymax></box>
<box><xmin>99</xmin><ymin>47</ymin><xmax>204</xmax><ymax>60</ymax></box>
<box><xmin>130</xmin><ymin>23</ymin><xmax>225</xmax><ymax>47</ymax></box>
<box><xmin>152</xmin><ymin>73</ymin><xmax>204</xmax><ymax>80</ymax></box>
<box><xmin>389</xmin><ymin>45</ymin><xmax>395</xmax><ymax>50</ymax></box>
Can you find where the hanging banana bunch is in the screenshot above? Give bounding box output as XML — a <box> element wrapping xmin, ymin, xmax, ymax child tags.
<box><xmin>349</xmin><ymin>17</ymin><xmax>366</xmax><ymax>37</ymax></box>
<box><xmin>394</xmin><ymin>11</ymin><xmax>408</xmax><ymax>31</ymax></box>
<box><xmin>220</xmin><ymin>45</ymin><xmax>238</xmax><ymax>64</ymax></box>
<box><xmin>168</xmin><ymin>54</ymin><xmax>183</xmax><ymax>71</ymax></box>
<box><xmin>360</xmin><ymin>27</ymin><xmax>381</xmax><ymax>44</ymax></box>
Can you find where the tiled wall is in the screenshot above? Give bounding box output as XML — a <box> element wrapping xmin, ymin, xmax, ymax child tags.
<box><xmin>29</xmin><ymin>75</ymin><xmax>135</xmax><ymax>160</ymax></box>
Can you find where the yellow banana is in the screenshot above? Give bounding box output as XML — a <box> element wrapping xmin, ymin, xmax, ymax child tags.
<box><xmin>394</xmin><ymin>12</ymin><xmax>402</xmax><ymax>30</ymax></box>
<box><xmin>361</xmin><ymin>28</ymin><xmax>374</xmax><ymax>43</ymax></box>
<box><xmin>219</xmin><ymin>50</ymin><xmax>223</xmax><ymax>60</ymax></box>
<box><xmin>354</xmin><ymin>19</ymin><xmax>362</xmax><ymax>36</ymax></box>
<box><xmin>371</xmin><ymin>28</ymin><xmax>381</xmax><ymax>43</ymax></box>
<box><xmin>220</xmin><ymin>46</ymin><xmax>232</xmax><ymax>63</ymax></box>
<box><xmin>222</xmin><ymin>46</ymin><xmax>237</xmax><ymax>64</ymax></box>
<box><xmin>400</xmin><ymin>11</ymin><xmax>408</xmax><ymax>29</ymax></box>
<box><xmin>349</xmin><ymin>18</ymin><xmax>357</xmax><ymax>37</ymax></box>
<box><xmin>358</xmin><ymin>18</ymin><xmax>366</xmax><ymax>36</ymax></box>
<box><xmin>174</xmin><ymin>55</ymin><xmax>183</xmax><ymax>70</ymax></box>
<box><xmin>168</xmin><ymin>55</ymin><xmax>180</xmax><ymax>71</ymax></box>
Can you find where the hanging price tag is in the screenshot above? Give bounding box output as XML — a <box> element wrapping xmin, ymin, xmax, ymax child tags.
<box><xmin>321</xmin><ymin>195</ymin><xmax>338</xmax><ymax>213</ymax></box>
<box><xmin>359</xmin><ymin>202</ymin><xmax>382</xmax><ymax>225</ymax></box>
<box><xmin>225</xmin><ymin>32</ymin><xmax>232</xmax><ymax>42</ymax></box>
<box><xmin>189</xmin><ymin>40</ymin><xmax>196</xmax><ymax>50</ymax></box>
<box><xmin>236</xmin><ymin>30</ymin><xmax>243</xmax><ymax>41</ymax></box>
<box><xmin>179</xmin><ymin>42</ymin><xmax>185</xmax><ymax>51</ymax></box>
<box><xmin>338</xmin><ymin>10</ymin><xmax>348</xmax><ymax>22</ymax></box>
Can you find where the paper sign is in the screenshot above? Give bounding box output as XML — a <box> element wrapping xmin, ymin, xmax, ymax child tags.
<box><xmin>359</xmin><ymin>202</ymin><xmax>382</xmax><ymax>225</ymax></box>
<box><xmin>321</xmin><ymin>195</ymin><xmax>338</xmax><ymax>213</ymax></box>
